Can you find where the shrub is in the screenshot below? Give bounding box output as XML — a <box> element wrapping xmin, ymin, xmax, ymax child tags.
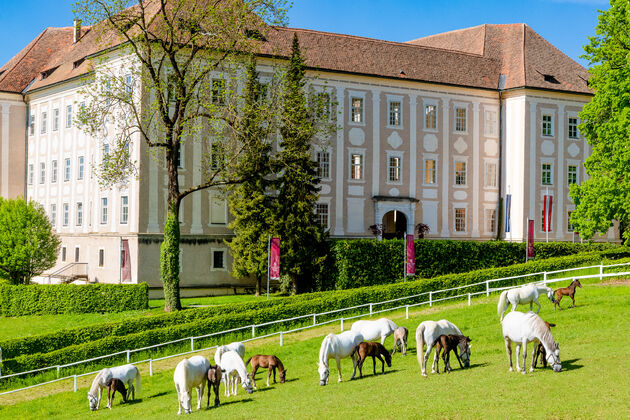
<box><xmin>0</xmin><ymin>283</ymin><xmax>148</xmax><ymax>317</ymax></box>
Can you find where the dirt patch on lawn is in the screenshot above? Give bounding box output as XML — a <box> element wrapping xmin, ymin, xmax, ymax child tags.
<box><xmin>593</xmin><ymin>278</ymin><xmax>630</xmax><ymax>286</ymax></box>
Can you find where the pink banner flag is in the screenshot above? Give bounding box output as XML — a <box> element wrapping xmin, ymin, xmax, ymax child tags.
<box><xmin>269</xmin><ymin>237</ymin><xmax>281</xmax><ymax>280</ymax></box>
<box><xmin>543</xmin><ymin>195</ymin><xmax>553</xmax><ymax>233</ymax></box>
<box><xmin>406</xmin><ymin>235</ymin><xmax>415</xmax><ymax>276</ymax></box>
<box><xmin>527</xmin><ymin>219</ymin><xmax>536</xmax><ymax>259</ymax></box>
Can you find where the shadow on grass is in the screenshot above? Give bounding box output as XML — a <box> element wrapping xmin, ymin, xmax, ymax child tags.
<box><xmin>145</xmin><ymin>392</ymin><xmax>169</xmax><ymax>400</ymax></box>
<box><xmin>206</xmin><ymin>398</ymin><xmax>253</xmax><ymax>409</ymax></box>
<box><xmin>560</xmin><ymin>358</ymin><xmax>583</xmax><ymax>372</ymax></box>
<box><xmin>351</xmin><ymin>368</ymin><xmax>400</xmax><ymax>380</ymax></box>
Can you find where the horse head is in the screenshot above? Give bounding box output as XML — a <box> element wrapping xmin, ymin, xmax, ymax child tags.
<box><xmin>178</xmin><ymin>389</ymin><xmax>193</xmax><ymax>414</ymax></box>
<box><xmin>575</xmin><ymin>279</ymin><xmax>583</xmax><ymax>288</ymax></box>
<box><xmin>546</xmin><ymin>342</ymin><xmax>562</xmax><ymax>372</ymax></box>
<box><xmin>458</xmin><ymin>336</ymin><xmax>472</xmax><ymax>368</ymax></box>
<box><xmin>279</xmin><ymin>368</ymin><xmax>287</xmax><ymax>383</ymax></box>
<box><xmin>546</xmin><ymin>287</ymin><xmax>556</xmax><ymax>303</ymax></box>
<box><xmin>318</xmin><ymin>363</ymin><xmax>329</xmax><ymax>386</ymax></box>
<box><xmin>241</xmin><ymin>377</ymin><xmax>254</xmax><ymax>394</ymax></box>
<box><xmin>383</xmin><ymin>348</ymin><xmax>392</xmax><ymax>367</ymax></box>
<box><xmin>88</xmin><ymin>393</ymin><xmax>99</xmax><ymax>411</ymax></box>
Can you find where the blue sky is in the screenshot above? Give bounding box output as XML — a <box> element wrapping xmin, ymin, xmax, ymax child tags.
<box><xmin>0</xmin><ymin>0</ymin><xmax>609</xmax><ymax>68</ymax></box>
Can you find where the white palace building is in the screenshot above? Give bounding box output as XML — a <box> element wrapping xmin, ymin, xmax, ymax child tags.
<box><xmin>0</xmin><ymin>20</ymin><xmax>616</xmax><ymax>295</ymax></box>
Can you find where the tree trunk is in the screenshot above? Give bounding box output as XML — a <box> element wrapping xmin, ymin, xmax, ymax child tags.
<box><xmin>255</xmin><ymin>275</ymin><xmax>261</xmax><ymax>297</ymax></box>
<box><xmin>291</xmin><ymin>275</ymin><xmax>298</xmax><ymax>296</ymax></box>
<box><xmin>161</xmin><ymin>144</ymin><xmax>182</xmax><ymax>312</ymax></box>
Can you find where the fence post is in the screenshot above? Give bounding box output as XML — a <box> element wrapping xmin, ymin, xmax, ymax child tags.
<box><xmin>468</xmin><ymin>293</ymin><xmax>471</xmax><ymax>306</ymax></box>
<box><xmin>369</xmin><ymin>304</ymin><xmax>373</xmax><ymax>316</ymax></box>
<box><xmin>313</xmin><ymin>314</ymin><xmax>317</xmax><ymax>325</ymax></box>
<box><xmin>190</xmin><ymin>337</ymin><xmax>194</xmax><ymax>352</ymax></box>
<box><xmin>543</xmin><ymin>272</ymin><xmax>548</xmax><ymax>284</ymax></box>
<box><xmin>340</xmin><ymin>318</ymin><xmax>344</xmax><ymax>332</ymax></box>
<box><xmin>485</xmin><ymin>281</ymin><xmax>490</xmax><ymax>297</ymax></box>
<box><xmin>600</xmin><ymin>262</ymin><xmax>603</xmax><ymax>281</ymax></box>
<box><xmin>429</xmin><ymin>292</ymin><xmax>432</xmax><ymax>307</ymax></box>
<box><xmin>57</xmin><ymin>366</ymin><xmax>60</xmax><ymax>378</ymax></box>
<box><xmin>149</xmin><ymin>359</ymin><xmax>153</xmax><ymax>376</ymax></box>
<box><xmin>126</xmin><ymin>350</ymin><xmax>130</xmax><ymax>363</ymax></box>
<box><xmin>252</xmin><ymin>325</ymin><xmax>255</xmax><ymax>338</ymax></box>
<box><xmin>405</xmin><ymin>305</ymin><xmax>409</xmax><ymax>319</ymax></box>
<box><xmin>73</xmin><ymin>375</ymin><xmax>77</xmax><ymax>392</ymax></box>
<box><xmin>280</xmin><ymin>332</ymin><xmax>283</xmax><ymax>347</ymax></box>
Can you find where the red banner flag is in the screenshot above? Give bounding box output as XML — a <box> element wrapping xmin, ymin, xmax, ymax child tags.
<box><xmin>269</xmin><ymin>237</ymin><xmax>281</xmax><ymax>280</ymax></box>
<box><xmin>543</xmin><ymin>195</ymin><xmax>553</xmax><ymax>233</ymax></box>
<box><xmin>406</xmin><ymin>235</ymin><xmax>415</xmax><ymax>276</ymax></box>
<box><xmin>527</xmin><ymin>219</ymin><xmax>535</xmax><ymax>259</ymax></box>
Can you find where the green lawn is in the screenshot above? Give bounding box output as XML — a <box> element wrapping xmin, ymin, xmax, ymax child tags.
<box><xmin>1</xmin><ymin>282</ymin><xmax>628</xmax><ymax>419</ymax></box>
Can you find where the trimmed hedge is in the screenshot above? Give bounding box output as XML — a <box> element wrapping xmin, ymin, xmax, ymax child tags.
<box><xmin>3</xmin><ymin>247</ymin><xmax>629</xmax><ymax>373</ymax></box>
<box><xmin>333</xmin><ymin>240</ymin><xmax>616</xmax><ymax>289</ymax></box>
<box><xmin>0</xmin><ymin>283</ymin><xmax>149</xmax><ymax>316</ymax></box>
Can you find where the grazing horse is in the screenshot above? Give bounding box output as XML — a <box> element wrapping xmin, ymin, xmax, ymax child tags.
<box><xmin>318</xmin><ymin>331</ymin><xmax>364</xmax><ymax>385</ymax></box>
<box><xmin>497</xmin><ymin>284</ymin><xmax>555</xmax><ymax>321</ymax></box>
<box><xmin>351</xmin><ymin>318</ymin><xmax>398</xmax><ymax>344</ymax></box>
<box><xmin>415</xmin><ymin>319</ymin><xmax>471</xmax><ymax>377</ymax></box>
<box><xmin>105</xmin><ymin>378</ymin><xmax>127</xmax><ymax>409</ymax></box>
<box><xmin>533</xmin><ymin>321</ymin><xmax>556</xmax><ymax>368</ymax></box>
<box><xmin>349</xmin><ymin>342</ymin><xmax>392</xmax><ymax>378</ymax></box>
<box><xmin>88</xmin><ymin>364</ymin><xmax>141</xmax><ymax>411</ymax></box>
<box><xmin>206</xmin><ymin>365</ymin><xmax>222</xmax><ymax>408</ymax></box>
<box><xmin>554</xmin><ymin>279</ymin><xmax>582</xmax><ymax>309</ymax></box>
<box><xmin>391</xmin><ymin>326</ymin><xmax>409</xmax><ymax>356</ymax></box>
<box><xmin>220</xmin><ymin>351</ymin><xmax>253</xmax><ymax>397</ymax></box>
<box><xmin>174</xmin><ymin>356</ymin><xmax>210</xmax><ymax>415</ymax></box>
<box><xmin>246</xmin><ymin>354</ymin><xmax>286</xmax><ymax>388</ymax></box>
<box><xmin>214</xmin><ymin>342</ymin><xmax>245</xmax><ymax>365</ymax></box>
<box><xmin>432</xmin><ymin>334</ymin><xmax>472</xmax><ymax>374</ymax></box>
<box><xmin>502</xmin><ymin>311</ymin><xmax>561</xmax><ymax>374</ymax></box>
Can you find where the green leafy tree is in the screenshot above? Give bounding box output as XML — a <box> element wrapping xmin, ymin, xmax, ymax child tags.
<box><xmin>73</xmin><ymin>0</ymin><xmax>288</xmax><ymax>311</ymax></box>
<box><xmin>0</xmin><ymin>198</ymin><xmax>61</xmax><ymax>285</ymax></box>
<box><xmin>570</xmin><ymin>0</ymin><xmax>630</xmax><ymax>244</ymax></box>
<box><xmin>227</xmin><ymin>57</ymin><xmax>277</xmax><ymax>295</ymax></box>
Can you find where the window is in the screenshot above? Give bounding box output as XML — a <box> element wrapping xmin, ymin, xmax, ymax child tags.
<box><xmin>63</xmin><ymin>203</ymin><xmax>69</xmax><ymax>226</ymax></box>
<box><xmin>486</xmin><ymin>208</ymin><xmax>497</xmax><ymax>233</ymax></box>
<box><xmin>542</xmin><ymin>163</ymin><xmax>553</xmax><ymax>185</ymax></box>
<box><xmin>485</xmin><ymin>110</ymin><xmax>497</xmax><ymax>136</ymax></box>
<box><xmin>98</xmin><ymin>249</ymin><xmax>104</xmax><ymax>267</ymax></box>
<box><xmin>424</xmin><ymin>159</ymin><xmax>436</xmax><ymax>184</ymax></box>
<box><xmin>76</xmin><ymin>202</ymin><xmax>83</xmax><ymax>226</ymax></box>
<box><xmin>455</xmin><ymin>208</ymin><xmax>466</xmax><ymax>232</ymax></box>
<box><xmin>105</xmin><ymin>81</ymin><xmax>111</xmax><ymax>106</ymax></box>
<box><xmin>66</xmin><ymin>105</ymin><xmax>73</xmax><ymax>128</ymax></box>
<box><xmin>62</xmin><ymin>246</ymin><xmax>67</xmax><ymax>262</ymax></box>
<box><xmin>53</xmin><ymin>108</ymin><xmax>59</xmax><ymax>131</ymax></box>
<box><xmin>567</xmin><ymin>165</ymin><xmax>578</xmax><ymax>185</ymax></box>
<box><xmin>212</xmin><ymin>79</ymin><xmax>225</xmax><ymax>105</ymax></box>
<box><xmin>315</xmin><ymin>92</ymin><xmax>331</xmax><ymax>119</ymax></box>
<box><xmin>351</xmin><ymin>97</ymin><xmax>363</xmax><ymax>123</ymax></box>
<box><xmin>485</xmin><ymin>162</ymin><xmax>497</xmax><ymax>188</ymax></box>
<box><xmin>101</xmin><ymin>197</ymin><xmax>108</xmax><ymax>224</ymax></box>
<box><xmin>77</xmin><ymin>156</ymin><xmax>84</xmax><ymax>180</ymax></box>
<box><xmin>51</xmin><ymin>160</ymin><xmax>57</xmax><ymax>183</ymax></box>
<box><xmin>212</xmin><ymin>250</ymin><xmax>225</xmax><ymax>269</ymax></box>
<box><xmin>350</xmin><ymin>153</ymin><xmax>363</xmax><ymax>180</ymax></box>
<box><xmin>389</xmin><ymin>101</ymin><xmax>401</xmax><ymax>126</ymax></box>
<box><xmin>125</xmin><ymin>74</ymin><xmax>133</xmax><ymax>95</ymax></box>
<box><xmin>425</xmin><ymin>104</ymin><xmax>437</xmax><ymax>130</ymax></box>
<box><xmin>39</xmin><ymin>162</ymin><xmax>46</xmax><ymax>184</ymax></box>
<box><xmin>542</xmin><ymin>114</ymin><xmax>553</xmax><ymax>137</ymax></box>
<box><xmin>315</xmin><ymin>203</ymin><xmax>329</xmax><ymax>228</ymax></box>
<box><xmin>103</xmin><ymin>141</ymin><xmax>110</xmax><ymax>159</ymax></box>
<box><xmin>210</xmin><ymin>143</ymin><xmax>224</xmax><ymax>170</ymax></box>
<box><xmin>28</xmin><ymin>164</ymin><xmax>34</xmax><ymax>185</ymax></box>
<box><xmin>120</xmin><ymin>195</ymin><xmax>129</xmax><ymax>224</ymax></box>
<box><xmin>568</xmin><ymin>117</ymin><xmax>578</xmax><ymax>139</ymax></box>
<box><xmin>64</xmin><ymin>158</ymin><xmax>71</xmax><ymax>181</ymax></box>
<box><xmin>41</xmin><ymin>111</ymin><xmax>47</xmax><ymax>134</ymax></box>
<box><xmin>316</xmin><ymin>151</ymin><xmax>330</xmax><ymax>179</ymax></box>
<box><xmin>567</xmin><ymin>211</ymin><xmax>574</xmax><ymax>232</ymax></box>
<box><xmin>388</xmin><ymin>156</ymin><xmax>401</xmax><ymax>182</ymax></box>
<box><xmin>29</xmin><ymin>114</ymin><xmax>35</xmax><ymax>136</ymax></box>
<box><xmin>455</xmin><ymin>161</ymin><xmax>467</xmax><ymax>185</ymax></box>
<box><xmin>455</xmin><ymin>107</ymin><xmax>467</xmax><ymax>132</ymax></box>
<box><xmin>50</xmin><ymin>204</ymin><xmax>56</xmax><ymax>226</ymax></box>
<box><xmin>75</xmin><ymin>247</ymin><xmax>80</xmax><ymax>262</ymax></box>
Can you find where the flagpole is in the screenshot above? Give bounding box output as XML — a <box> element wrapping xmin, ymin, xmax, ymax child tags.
<box><xmin>546</xmin><ymin>187</ymin><xmax>549</xmax><ymax>243</ymax></box>
<box><xmin>266</xmin><ymin>235</ymin><xmax>271</xmax><ymax>300</ymax></box>
<box><xmin>403</xmin><ymin>232</ymin><xmax>407</xmax><ymax>281</ymax></box>
<box><xmin>508</xmin><ymin>185</ymin><xmax>512</xmax><ymax>243</ymax></box>
<box><xmin>525</xmin><ymin>218</ymin><xmax>529</xmax><ymax>262</ymax></box>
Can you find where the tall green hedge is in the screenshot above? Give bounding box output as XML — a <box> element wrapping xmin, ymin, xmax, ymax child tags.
<box><xmin>3</xmin><ymin>247</ymin><xmax>628</xmax><ymax>373</ymax></box>
<box><xmin>332</xmin><ymin>240</ymin><xmax>616</xmax><ymax>289</ymax></box>
<box><xmin>0</xmin><ymin>283</ymin><xmax>149</xmax><ymax>316</ymax></box>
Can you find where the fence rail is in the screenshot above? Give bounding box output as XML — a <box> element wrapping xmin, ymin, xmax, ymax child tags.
<box><xmin>1</xmin><ymin>260</ymin><xmax>628</xmax><ymax>397</ymax></box>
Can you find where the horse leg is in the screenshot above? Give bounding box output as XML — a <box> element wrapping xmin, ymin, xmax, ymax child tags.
<box><xmin>176</xmin><ymin>385</ymin><xmax>182</xmax><ymax>415</ymax></box>
<box><xmin>337</xmin><ymin>357</ymin><xmax>344</xmax><ymax>382</ymax></box>
<box><xmin>454</xmin><ymin>347</ymin><xmax>463</xmax><ymax>369</ymax></box>
<box><xmin>432</xmin><ymin>345</ymin><xmax>440</xmax><ymax>374</ymax></box>
<box><xmin>530</xmin><ymin>342</ymin><xmax>537</xmax><ymax>372</ymax></box>
<box><xmin>376</xmin><ymin>355</ymin><xmax>385</xmax><ymax>374</ymax></box>
<box><xmin>251</xmin><ymin>365</ymin><xmax>258</xmax><ymax>389</ymax></box>
<box><xmin>505</xmin><ymin>338</ymin><xmax>513</xmax><ymax>372</ymax></box>
<box><xmin>515</xmin><ymin>343</ymin><xmax>522</xmax><ymax>372</ymax></box>
<box><xmin>571</xmin><ymin>292</ymin><xmax>576</xmax><ymax>308</ymax></box>
<box><xmin>267</xmin><ymin>367</ymin><xmax>272</xmax><ymax>387</ymax></box>
<box><xmin>556</xmin><ymin>295</ymin><xmax>563</xmax><ymax>310</ymax></box>
<box><xmin>520</xmin><ymin>340</ymin><xmax>528</xmax><ymax>374</ymax></box>
<box><xmin>535</xmin><ymin>299</ymin><xmax>541</xmax><ymax>314</ymax></box>
<box><xmin>197</xmin><ymin>383</ymin><xmax>203</xmax><ymax>411</ymax></box>
<box><xmin>214</xmin><ymin>382</ymin><xmax>220</xmax><ymax>407</ymax></box>
<box><xmin>423</xmin><ymin>345</ymin><xmax>433</xmax><ymax>376</ymax></box>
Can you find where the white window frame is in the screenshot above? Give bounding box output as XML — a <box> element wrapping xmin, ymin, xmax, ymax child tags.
<box><xmin>567</xmin><ymin>111</ymin><xmax>579</xmax><ymax>139</ymax></box>
<box><xmin>64</xmin><ymin>158</ymin><xmax>71</xmax><ymax>182</ymax></box>
<box><xmin>74</xmin><ymin>246</ymin><xmax>80</xmax><ymax>263</ymax></box>
<box><xmin>386</xmin><ymin>151</ymin><xmax>403</xmax><ymax>185</ymax></box>
<box><xmin>98</xmin><ymin>248</ymin><xmax>105</xmax><ymax>267</ymax></box>
<box><xmin>76</xmin><ymin>202</ymin><xmax>83</xmax><ymax>226</ymax></box>
<box><xmin>66</xmin><ymin>105</ymin><xmax>73</xmax><ymax>128</ymax></box>
<box><xmin>453</xmin><ymin>103</ymin><xmax>468</xmax><ymax>133</ymax></box>
<box><xmin>39</xmin><ymin>162</ymin><xmax>46</xmax><ymax>184</ymax></box>
<box><xmin>28</xmin><ymin>164</ymin><xmax>34</xmax><ymax>185</ymax></box>
<box><xmin>53</xmin><ymin>108</ymin><xmax>59</xmax><ymax>131</ymax></box>
<box><xmin>423</xmin><ymin>155</ymin><xmax>438</xmax><ymax>186</ymax></box>
<box><xmin>315</xmin><ymin>149</ymin><xmax>331</xmax><ymax>180</ymax></box>
<box><xmin>453</xmin><ymin>157</ymin><xmax>468</xmax><ymax>187</ymax></box>
<box><xmin>484</xmin><ymin>206</ymin><xmax>497</xmax><ymax>235</ymax></box>
<box><xmin>484</xmin><ymin>106</ymin><xmax>498</xmax><ymax>138</ymax></box>
<box><xmin>315</xmin><ymin>200</ymin><xmax>331</xmax><ymax>230</ymax></box>
<box><xmin>63</xmin><ymin>202</ymin><xmax>69</xmax><ymax>227</ymax></box>
<box><xmin>210</xmin><ymin>248</ymin><xmax>227</xmax><ymax>271</ymax></box>
<box><xmin>40</xmin><ymin>111</ymin><xmax>47</xmax><ymax>134</ymax></box>
<box><xmin>77</xmin><ymin>156</ymin><xmax>84</xmax><ymax>180</ymax></box>
<box><xmin>454</xmin><ymin>205</ymin><xmax>468</xmax><ymax>234</ymax></box>
<box><xmin>386</xmin><ymin>94</ymin><xmax>403</xmax><ymax>128</ymax></box>
<box><xmin>541</xmin><ymin>159</ymin><xmax>554</xmax><ymax>186</ymax></box>
<box><xmin>348</xmin><ymin>91</ymin><xmax>366</xmax><ymax>125</ymax></box>
<box><xmin>484</xmin><ymin>159</ymin><xmax>498</xmax><ymax>189</ymax></box>
<box><xmin>567</xmin><ymin>163</ymin><xmax>579</xmax><ymax>186</ymax></box>
<box><xmin>211</xmin><ymin>78</ymin><xmax>226</xmax><ymax>105</ymax></box>
<box><xmin>541</xmin><ymin>109</ymin><xmax>555</xmax><ymax>137</ymax></box>
<box><xmin>29</xmin><ymin>114</ymin><xmax>35</xmax><ymax>136</ymax></box>
<box><xmin>50</xmin><ymin>204</ymin><xmax>57</xmax><ymax>226</ymax></box>
<box><xmin>51</xmin><ymin>160</ymin><xmax>57</xmax><ymax>183</ymax></box>
<box><xmin>62</xmin><ymin>246</ymin><xmax>67</xmax><ymax>262</ymax></box>
<box><xmin>348</xmin><ymin>148</ymin><xmax>366</xmax><ymax>182</ymax></box>
<box><xmin>423</xmin><ymin>98</ymin><xmax>439</xmax><ymax>132</ymax></box>
<box><xmin>120</xmin><ymin>195</ymin><xmax>129</xmax><ymax>224</ymax></box>
<box><xmin>101</xmin><ymin>197</ymin><xmax>108</xmax><ymax>224</ymax></box>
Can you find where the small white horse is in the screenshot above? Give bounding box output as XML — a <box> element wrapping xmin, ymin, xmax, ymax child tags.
<box><xmin>214</xmin><ymin>342</ymin><xmax>245</xmax><ymax>365</ymax></box>
<box><xmin>88</xmin><ymin>364</ymin><xmax>141</xmax><ymax>411</ymax></box>
<box><xmin>351</xmin><ymin>318</ymin><xmax>398</xmax><ymax>344</ymax></box>
<box><xmin>415</xmin><ymin>319</ymin><xmax>471</xmax><ymax>377</ymax></box>
<box><xmin>219</xmin><ymin>350</ymin><xmax>253</xmax><ymax>396</ymax></box>
<box><xmin>502</xmin><ymin>311</ymin><xmax>562</xmax><ymax>374</ymax></box>
<box><xmin>318</xmin><ymin>331</ymin><xmax>364</xmax><ymax>385</ymax></box>
<box><xmin>174</xmin><ymin>355</ymin><xmax>210</xmax><ymax>415</ymax></box>
<box><xmin>498</xmin><ymin>284</ymin><xmax>556</xmax><ymax>321</ymax></box>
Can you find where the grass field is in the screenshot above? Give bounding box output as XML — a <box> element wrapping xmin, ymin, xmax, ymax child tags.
<box><xmin>1</xmin><ymin>281</ymin><xmax>628</xmax><ymax>419</ymax></box>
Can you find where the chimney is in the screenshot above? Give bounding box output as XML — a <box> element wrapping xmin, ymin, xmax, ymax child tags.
<box><xmin>73</xmin><ymin>19</ymin><xmax>82</xmax><ymax>43</ymax></box>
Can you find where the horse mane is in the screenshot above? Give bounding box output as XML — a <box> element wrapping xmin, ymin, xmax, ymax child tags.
<box><xmin>319</xmin><ymin>334</ymin><xmax>334</xmax><ymax>367</ymax></box>
<box><xmin>527</xmin><ymin>313</ymin><xmax>556</xmax><ymax>351</ymax></box>
<box><xmin>89</xmin><ymin>370</ymin><xmax>105</xmax><ymax>396</ymax></box>
<box><xmin>276</xmin><ymin>357</ymin><xmax>285</xmax><ymax>372</ymax></box>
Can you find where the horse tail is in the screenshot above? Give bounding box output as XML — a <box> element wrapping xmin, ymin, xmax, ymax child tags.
<box><xmin>245</xmin><ymin>357</ymin><xmax>252</xmax><ymax>366</ymax></box>
<box><xmin>415</xmin><ymin>323</ymin><xmax>426</xmax><ymax>376</ymax></box>
<box><xmin>497</xmin><ymin>290</ymin><xmax>508</xmax><ymax>319</ymax></box>
<box><xmin>349</xmin><ymin>344</ymin><xmax>359</xmax><ymax>359</ymax></box>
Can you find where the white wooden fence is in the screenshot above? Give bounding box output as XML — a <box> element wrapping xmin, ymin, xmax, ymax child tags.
<box><xmin>0</xmin><ymin>260</ymin><xmax>628</xmax><ymax>397</ymax></box>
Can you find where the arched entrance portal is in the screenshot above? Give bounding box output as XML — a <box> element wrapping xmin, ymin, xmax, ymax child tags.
<box><xmin>382</xmin><ymin>210</ymin><xmax>407</xmax><ymax>240</ymax></box>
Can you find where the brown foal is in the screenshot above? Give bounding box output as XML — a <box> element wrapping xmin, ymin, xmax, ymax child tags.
<box><xmin>349</xmin><ymin>342</ymin><xmax>392</xmax><ymax>378</ymax></box>
<box><xmin>533</xmin><ymin>321</ymin><xmax>556</xmax><ymax>368</ymax></box>
<box><xmin>105</xmin><ymin>378</ymin><xmax>127</xmax><ymax>409</ymax></box>
<box><xmin>554</xmin><ymin>279</ymin><xmax>582</xmax><ymax>309</ymax></box>
<box><xmin>206</xmin><ymin>364</ymin><xmax>222</xmax><ymax>408</ymax></box>
<box><xmin>432</xmin><ymin>334</ymin><xmax>472</xmax><ymax>373</ymax></box>
<box><xmin>246</xmin><ymin>355</ymin><xmax>286</xmax><ymax>388</ymax></box>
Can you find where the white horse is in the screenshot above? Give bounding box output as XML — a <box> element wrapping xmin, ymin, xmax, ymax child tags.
<box><xmin>351</xmin><ymin>318</ymin><xmax>398</xmax><ymax>344</ymax></box>
<box><xmin>219</xmin><ymin>350</ymin><xmax>253</xmax><ymax>396</ymax></box>
<box><xmin>502</xmin><ymin>311</ymin><xmax>562</xmax><ymax>374</ymax></box>
<box><xmin>415</xmin><ymin>319</ymin><xmax>471</xmax><ymax>377</ymax></box>
<box><xmin>88</xmin><ymin>364</ymin><xmax>141</xmax><ymax>411</ymax></box>
<box><xmin>318</xmin><ymin>331</ymin><xmax>364</xmax><ymax>385</ymax></box>
<box><xmin>498</xmin><ymin>284</ymin><xmax>556</xmax><ymax>321</ymax></box>
<box><xmin>174</xmin><ymin>355</ymin><xmax>210</xmax><ymax>415</ymax></box>
<box><xmin>214</xmin><ymin>342</ymin><xmax>245</xmax><ymax>365</ymax></box>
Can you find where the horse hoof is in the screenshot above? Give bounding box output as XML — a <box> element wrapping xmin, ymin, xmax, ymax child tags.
<box><xmin>508</xmin><ymin>368</ymin><xmax>513</xmax><ymax>372</ymax></box>
<box><xmin>422</xmin><ymin>373</ymin><xmax>428</xmax><ymax>377</ymax></box>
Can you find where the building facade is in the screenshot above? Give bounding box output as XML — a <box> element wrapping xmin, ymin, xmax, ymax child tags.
<box><xmin>0</xmin><ymin>22</ymin><xmax>616</xmax><ymax>295</ymax></box>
